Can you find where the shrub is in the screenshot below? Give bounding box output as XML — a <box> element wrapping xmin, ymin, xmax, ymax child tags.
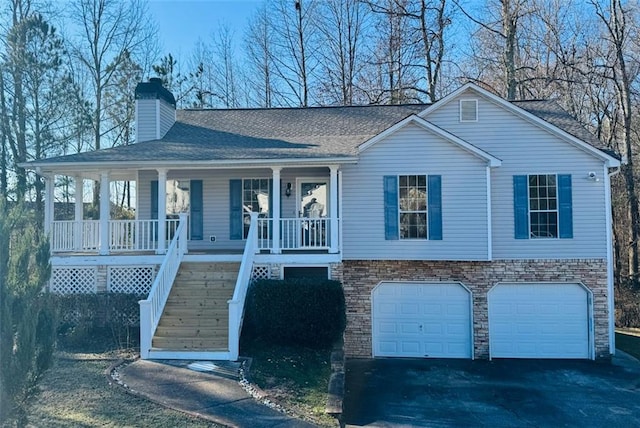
<box><xmin>53</xmin><ymin>293</ymin><xmax>143</xmax><ymax>351</ymax></box>
<box><xmin>243</xmin><ymin>279</ymin><xmax>346</xmax><ymax>348</ymax></box>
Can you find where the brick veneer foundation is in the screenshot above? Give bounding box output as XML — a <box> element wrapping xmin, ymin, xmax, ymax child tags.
<box><xmin>341</xmin><ymin>259</ymin><xmax>609</xmax><ymax>360</ymax></box>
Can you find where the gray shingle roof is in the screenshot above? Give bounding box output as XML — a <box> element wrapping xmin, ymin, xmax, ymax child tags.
<box><xmin>27</xmin><ymin>99</ymin><xmax>616</xmax><ymax>168</ymax></box>
<box><xmin>30</xmin><ymin>104</ymin><xmax>427</xmax><ymax>166</ymax></box>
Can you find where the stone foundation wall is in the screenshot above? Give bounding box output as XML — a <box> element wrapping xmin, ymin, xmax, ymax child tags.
<box><xmin>341</xmin><ymin>259</ymin><xmax>609</xmax><ymax>360</ymax></box>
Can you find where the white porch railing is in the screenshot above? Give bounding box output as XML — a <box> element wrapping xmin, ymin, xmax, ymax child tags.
<box><xmin>51</xmin><ymin>219</ymin><xmax>181</xmax><ymax>253</ymax></box>
<box><xmin>257</xmin><ymin>217</ymin><xmax>337</xmax><ymax>250</ymax></box>
<box><xmin>228</xmin><ymin>212</ymin><xmax>259</xmax><ymax>360</ymax></box>
<box><xmin>139</xmin><ymin>213</ymin><xmax>188</xmax><ymax>359</ymax></box>
<box><xmin>51</xmin><ymin>220</ymin><xmax>100</xmax><ymax>252</ymax></box>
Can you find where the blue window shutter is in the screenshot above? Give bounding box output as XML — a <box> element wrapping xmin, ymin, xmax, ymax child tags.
<box><xmin>558</xmin><ymin>174</ymin><xmax>573</xmax><ymax>239</ymax></box>
<box><xmin>513</xmin><ymin>175</ymin><xmax>529</xmax><ymax>239</ymax></box>
<box><xmin>229</xmin><ymin>179</ymin><xmax>243</xmax><ymax>240</ymax></box>
<box><xmin>150</xmin><ymin>181</ymin><xmax>158</xmax><ymax>220</ymax></box>
<box><xmin>383</xmin><ymin>176</ymin><xmax>399</xmax><ymax>240</ymax></box>
<box><xmin>428</xmin><ymin>175</ymin><xmax>442</xmax><ymax>240</ymax></box>
<box><xmin>190</xmin><ymin>180</ymin><xmax>203</xmax><ymax>240</ymax></box>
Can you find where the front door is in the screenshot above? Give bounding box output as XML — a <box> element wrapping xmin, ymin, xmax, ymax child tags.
<box><xmin>298</xmin><ymin>179</ymin><xmax>328</xmax><ymax>247</ymax></box>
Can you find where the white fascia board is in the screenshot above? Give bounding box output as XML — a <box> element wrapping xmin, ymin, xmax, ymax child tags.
<box><xmin>359</xmin><ymin>114</ymin><xmax>502</xmax><ymax>167</ymax></box>
<box><xmin>419</xmin><ymin>83</ymin><xmax>620</xmax><ymax>168</ymax></box>
<box><xmin>25</xmin><ymin>156</ymin><xmax>359</xmax><ymax>175</ymax></box>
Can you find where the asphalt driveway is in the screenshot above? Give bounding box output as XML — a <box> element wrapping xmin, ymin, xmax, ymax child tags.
<box><xmin>342</xmin><ymin>354</ymin><xmax>640</xmax><ymax>427</ymax></box>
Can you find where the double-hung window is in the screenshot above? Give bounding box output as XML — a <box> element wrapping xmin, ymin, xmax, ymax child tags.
<box><xmin>399</xmin><ymin>175</ymin><xmax>428</xmax><ymax>239</ymax></box>
<box><xmin>513</xmin><ymin>174</ymin><xmax>573</xmax><ymax>239</ymax></box>
<box><xmin>528</xmin><ymin>174</ymin><xmax>558</xmax><ymax>238</ymax></box>
<box><xmin>384</xmin><ymin>174</ymin><xmax>442</xmax><ymax>241</ymax></box>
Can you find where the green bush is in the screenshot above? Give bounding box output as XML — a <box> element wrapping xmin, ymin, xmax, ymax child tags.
<box><xmin>53</xmin><ymin>293</ymin><xmax>143</xmax><ymax>351</ymax></box>
<box><xmin>243</xmin><ymin>279</ymin><xmax>346</xmax><ymax>348</ymax></box>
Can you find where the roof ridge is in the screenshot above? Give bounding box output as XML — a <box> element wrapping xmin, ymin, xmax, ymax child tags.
<box><xmin>180</xmin><ymin>103</ymin><xmax>431</xmax><ymax>112</ymax></box>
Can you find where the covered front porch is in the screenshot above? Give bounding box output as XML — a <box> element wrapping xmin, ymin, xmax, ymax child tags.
<box><xmin>44</xmin><ymin>164</ymin><xmax>343</xmax><ymax>257</ymax></box>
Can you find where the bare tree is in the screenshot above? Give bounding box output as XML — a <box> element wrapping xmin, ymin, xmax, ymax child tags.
<box><xmin>591</xmin><ymin>0</ymin><xmax>640</xmax><ymax>283</ymax></box>
<box><xmin>210</xmin><ymin>24</ymin><xmax>240</xmax><ymax>108</ymax></box>
<box><xmin>69</xmin><ymin>0</ymin><xmax>156</xmax><ymax>204</ymax></box>
<box><xmin>270</xmin><ymin>0</ymin><xmax>320</xmax><ymax>106</ymax></box>
<box><xmin>245</xmin><ymin>3</ymin><xmax>277</xmax><ymax>107</ymax></box>
<box><xmin>365</xmin><ymin>0</ymin><xmax>451</xmax><ymax>102</ymax></box>
<box><xmin>454</xmin><ymin>0</ymin><xmax>535</xmax><ymax>100</ymax></box>
<box><xmin>316</xmin><ymin>0</ymin><xmax>370</xmax><ymax>105</ymax></box>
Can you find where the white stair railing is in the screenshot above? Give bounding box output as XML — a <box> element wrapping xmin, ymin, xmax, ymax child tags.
<box><xmin>139</xmin><ymin>213</ymin><xmax>188</xmax><ymax>359</ymax></box>
<box><xmin>228</xmin><ymin>212</ymin><xmax>259</xmax><ymax>360</ymax></box>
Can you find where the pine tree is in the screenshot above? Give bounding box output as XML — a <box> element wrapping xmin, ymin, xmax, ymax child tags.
<box><xmin>0</xmin><ymin>201</ymin><xmax>55</xmax><ymax>427</ymax></box>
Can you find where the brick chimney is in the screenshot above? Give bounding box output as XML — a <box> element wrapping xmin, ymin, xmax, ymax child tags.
<box><xmin>135</xmin><ymin>78</ymin><xmax>176</xmax><ymax>143</ymax></box>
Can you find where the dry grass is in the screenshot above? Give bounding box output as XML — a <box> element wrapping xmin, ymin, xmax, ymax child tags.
<box><xmin>242</xmin><ymin>340</ymin><xmax>337</xmax><ymax>427</ymax></box>
<box><xmin>24</xmin><ymin>351</ymin><xmax>221</xmax><ymax>428</ymax></box>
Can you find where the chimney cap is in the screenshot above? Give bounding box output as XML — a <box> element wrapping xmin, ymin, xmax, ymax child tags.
<box><xmin>135</xmin><ymin>78</ymin><xmax>176</xmax><ymax>106</ymax></box>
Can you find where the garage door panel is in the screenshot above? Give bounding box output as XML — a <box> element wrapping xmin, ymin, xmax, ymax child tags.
<box><xmin>373</xmin><ymin>282</ymin><xmax>472</xmax><ymax>359</ymax></box>
<box><xmin>378</xmin><ymin>322</ymin><xmax>398</xmax><ymax>334</ymax></box>
<box><xmin>489</xmin><ymin>283</ymin><xmax>590</xmax><ymax>359</ymax></box>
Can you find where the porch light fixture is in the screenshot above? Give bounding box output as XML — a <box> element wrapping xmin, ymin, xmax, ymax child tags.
<box><xmin>285</xmin><ymin>182</ymin><xmax>292</xmax><ymax>197</ymax></box>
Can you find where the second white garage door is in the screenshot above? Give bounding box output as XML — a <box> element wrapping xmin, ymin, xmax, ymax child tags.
<box><xmin>372</xmin><ymin>282</ymin><xmax>472</xmax><ymax>358</ymax></box>
<box><xmin>488</xmin><ymin>283</ymin><xmax>591</xmax><ymax>359</ymax></box>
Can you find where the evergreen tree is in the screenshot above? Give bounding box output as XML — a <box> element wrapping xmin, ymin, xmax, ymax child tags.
<box><xmin>0</xmin><ymin>201</ymin><xmax>55</xmax><ymax>427</ymax></box>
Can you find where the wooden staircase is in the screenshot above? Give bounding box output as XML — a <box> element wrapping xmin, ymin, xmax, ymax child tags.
<box><xmin>151</xmin><ymin>262</ymin><xmax>240</xmax><ymax>355</ymax></box>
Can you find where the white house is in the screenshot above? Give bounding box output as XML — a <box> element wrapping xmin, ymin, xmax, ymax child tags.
<box><xmin>25</xmin><ymin>79</ymin><xmax>620</xmax><ymax>361</ymax></box>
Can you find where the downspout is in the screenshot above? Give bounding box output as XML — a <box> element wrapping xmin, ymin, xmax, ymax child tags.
<box><xmin>605</xmin><ymin>165</ymin><xmax>620</xmax><ymax>356</ymax></box>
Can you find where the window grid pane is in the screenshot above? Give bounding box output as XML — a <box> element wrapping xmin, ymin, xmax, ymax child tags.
<box><xmin>528</xmin><ymin>174</ymin><xmax>558</xmax><ymax>238</ymax></box>
<box><xmin>398</xmin><ymin>175</ymin><xmax>428</xmax><ymax>239</ymax></box>
<box><xmin>242</xmin><ymin>178</ymin><xmax>270</xmax><ymax>238</ymax></box>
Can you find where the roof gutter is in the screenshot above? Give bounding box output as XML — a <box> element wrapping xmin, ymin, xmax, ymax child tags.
<box><xmin>20</xmin><ymin>156</ymin><xmax>360</xmax><ymax>173</ymax></box>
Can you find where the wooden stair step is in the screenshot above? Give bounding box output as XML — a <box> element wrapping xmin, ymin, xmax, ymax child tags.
<box><xmin>155</xmin><ymin>326</ymin><xmax>228</xmax><ymax>336</ymax></box>
<box><xmin>179</xmin><ymin>262</ymin><xmax>240</xmax><ymax>270</ymax></box>
<box><xmin>175</xmin><ymin>272</ymin><xmax>239</xmax><ymax>281</ymax></box>
<box><xmin>172</xmin><ymin>279</ymin><xmax>236</xmax><ymax>287</ymax></box>
<box><xmin>164</xmin><ymin>299</ymin><xmax>230</xmax><ymax>308</ymax></box>
<box><xmin>157</xmin><ymin>318</ymin><xmax>228</xmax><ymax>328</ymax></box>
<box><xmin>169</xmin><ymin>288</ymin><xmax>234</xmax><ymax>299</ymax></box>
<box><xmin>161</xmin><ymin>306</ymin><xmax>229</xmax><ymax>315</ymax></box>
<box><xmin>152</xmin><ymin>337</ymin><xmax>229</xmax><ymax>349</ymax></box>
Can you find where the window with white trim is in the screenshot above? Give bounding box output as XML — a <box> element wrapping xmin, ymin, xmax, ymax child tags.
<box><xmin>528</xmin><ymin>174</ymin><xmax>558</xmax><ymax>238</ymax></box>
<box><xmin>399</xmin><ymin>175</ymin><xmax>427</xmax><ymax>239</ymax></box>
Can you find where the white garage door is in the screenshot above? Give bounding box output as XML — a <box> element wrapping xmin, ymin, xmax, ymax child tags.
<box><xmin>372</xmin><ymin>282</ymin><xmax>472</xmax><ymax>358</ymax></box>
<box><xmin>489</xmin><ymin>283</ymin><xmax>591</xmax><ymax>359</ymax></box>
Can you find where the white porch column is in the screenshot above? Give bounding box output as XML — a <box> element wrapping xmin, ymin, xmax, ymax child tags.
<box><xmin>43</xmin><ymin>174</ymin><xmax>54</xmax><ymax>235</ymax></box>
<box><xmin>156</xmin><ymin>168</ymin><xmax>167</xmax><ymax>254</ymax></box>
<box><xmin>329</xmin><ymin>165</ymin><xmax>339</xmax><ymax>253</ymax></box>
<box><xmin>99</xmin><ymin>171</ymin><xmax>110</xmax><ymax>255</ymax></box>
<box><xmin>74</xmin><ymin>175</ymin><xmax>84</xmax><ymax>250</ymax></box>
<box><xmin>271</xmin><ymin>167</ymin><xmax>282</xmax><ymax>254</ymax></box>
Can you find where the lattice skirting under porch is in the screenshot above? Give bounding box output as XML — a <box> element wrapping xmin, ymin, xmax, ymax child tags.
<box><xmin>251</xmin><ymin>264</ymin><xmax>271</xmax><ymax>281</ymax></box>
<box><xmin>51</xmin><ymin>266</ymin><xmax>98</xmax><ymax>293</ymax></box>
<box><xmin>107</xmin><ymin>266</ymin><xmax>156</xmax><ymax>294</ymax></box>
<box><xmin>51</xmin><ymin>264</ymin><xmax>158</xmax><ymax>294</ymax></box>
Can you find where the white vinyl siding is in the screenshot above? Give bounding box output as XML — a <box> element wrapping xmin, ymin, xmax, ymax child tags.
<box><xmin>136</xmin><ymin>100</ymin><xmax>158</xmax><ymax>142</ymax></box>
<box><xmin>159</xmin><ymin>99</ymin><xmax>175</xmax><ymax>138</ymax></box>
<box><xmin>137</xmin><ymin>167</ymin><xmax>329</xmax><ymax>252</ymax></box>
<box><xmin>426</xmin><ymin>89</ymin><xmax>608</xmax><ymax>259</ymax></box>
<box><xmin>342</xmin><ymin>123</ymin><xmax>489</xmax><ymax>261</ymax></box>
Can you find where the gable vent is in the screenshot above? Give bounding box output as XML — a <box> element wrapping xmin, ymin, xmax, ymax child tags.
<box><xmin>460</xmin><ymin>99</ymin><xmax>478</xmax><ymax>122</ymax></box>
